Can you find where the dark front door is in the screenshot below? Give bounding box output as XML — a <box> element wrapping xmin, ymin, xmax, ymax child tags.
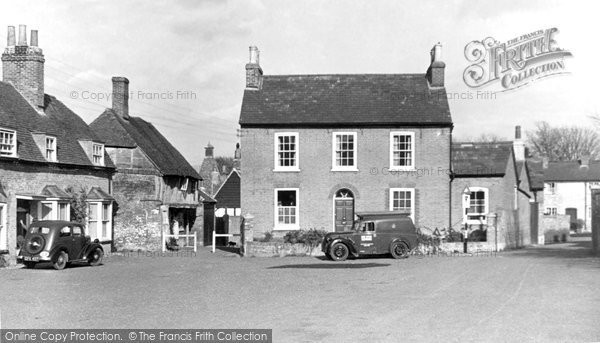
<box><xmin>565</xmin><ymin>208</ymin><xmax>577</xmax><ymax>231</ymax></box>
<box><xmin>334</xmin><ymin>189</ymin><xmax>354</xmax><ymax>232</ymax></box>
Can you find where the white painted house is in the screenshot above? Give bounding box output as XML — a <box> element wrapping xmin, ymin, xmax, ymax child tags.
<box><xmin>542</xmin><ymin>157</ymin><xmax>600</xmax><ymax>231</ymax></box>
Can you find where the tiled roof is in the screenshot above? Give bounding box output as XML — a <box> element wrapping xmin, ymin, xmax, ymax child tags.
<box><xmin>452</xmin><ymin>142</ymin><xmax>512</xmax><ymax>176</ymax></box>
<box><xmin>526</xmin><ymin>160</ymin><xmax>545</xmax><ymax>190</ymax></box>
<box><xmin>87</xmin><ymin>187</ymin><xmax>115</xmax><ymax>200</ymax></box>
<box><xmin>214</xmin><ymin>169</ymin><xmax>240</xmax><ymax>209</ymax></box>
<box><xmin>90</xmin><ymin>109</ymin><xmax>201</xmax><ymax>179</ymax></box>
<box><xmin>240</xmin><ymin>74</ymin><xmax>452</xmax><ymax>127</ymax></box>
<box><xmin>41</xmin><ymin>185</ymin><xmax>70</xmax><ymax>199</ymax></box>
<box><xmin>0</xmin><ymin>81</ymin><xmax>114</xmax><ymax>168</ymax></box>
<box><xmin>543</xmin><ymin>160</ymin><xmax>600</xmax><ymax>182</ymax></box>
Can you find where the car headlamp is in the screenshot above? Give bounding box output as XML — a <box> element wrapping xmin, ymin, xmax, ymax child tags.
<box><xmin>40</xmin><ymin>251</ymin><xmax>49</xmax><ymax>258</ymax></box>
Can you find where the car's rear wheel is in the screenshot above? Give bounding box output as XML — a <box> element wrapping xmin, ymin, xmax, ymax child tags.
<box><xmin>53</xmin><ymin>251</ymin><xmax>68</xmax><ymax>270</ymax></box>
<box><xmin>88</xmin><ymin>248</ymin><xmax>103</xmax><ymax>266</ymax></box>
<box><xmin>329</xmin><ymin>242</ymin><xmax>349</xmax><ymax>261</ymax></box>
<box><xmin>390</xmin><ymin>241</ymin><xmax>410</xmax><ymax>259</ymax></box>
<box><xmin>23</xmin><ymin>261</ymin><xmax>36</xmax><ymax>269</ymax></box>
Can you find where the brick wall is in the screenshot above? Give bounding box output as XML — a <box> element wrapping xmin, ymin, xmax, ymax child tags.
<box><xmin>0</xmin><ymin>161</ymin><xmax>112</xmax><ymax>262</ymax></box>
<box><xmin>240</xmin><ymin>127</ymin><xmax>451</xmax><ymax>238</ymax></box>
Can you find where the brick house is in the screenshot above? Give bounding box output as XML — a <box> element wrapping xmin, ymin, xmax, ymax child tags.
<box><xmin>0</xmin><ymin>25</ymin><xmax>115</xmax><ymax>265</ymax></box>
<box><xmin>238</xmin><ymin>45</ymin><xmax>453</xmax><ymax>238</ymax></box>
<box><xmin>450</xmin><ymin>127</ymin><xmax>539</xmax><ymax>250</ymax></box>
<box><xmin>89</xmin><ymin>77</ymin><xmax>202</xmax><ymax>251</ymax></box>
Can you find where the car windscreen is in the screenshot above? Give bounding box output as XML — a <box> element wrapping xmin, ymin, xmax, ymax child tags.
<box><xmin>29</xmin><ymin>226</ymin><xmax>51</xmax><ymax>234</ymax></box>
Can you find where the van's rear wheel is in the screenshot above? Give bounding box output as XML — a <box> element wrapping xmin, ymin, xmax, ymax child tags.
<box><xmin>330</xmin><ymin>242</ymin><xmax>349</xmax><ymax>261</ymax></box>
<box><xmin>390</xmin><ymin>241</ymin><xmax>409</xmax><ymax>259</ymax></box>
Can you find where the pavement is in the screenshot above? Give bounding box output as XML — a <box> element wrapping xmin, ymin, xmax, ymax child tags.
<box><xmin>0</xmin><ymin>240</ymin><xmax>599</xmax><ymax>343</ymax></box>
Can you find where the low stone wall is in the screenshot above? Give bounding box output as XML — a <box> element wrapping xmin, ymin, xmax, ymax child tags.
<box><xmin>541</xmin><ymin>214</ymin><xmax>570</xmax><ymax>244</ymax></box>
<box><xmin>243</xmin><ymin>241</ymin><xmax>324</xmax><ymax>257</ymax></box>
<box><xmin>438</xmin><ymin>242</ymin><xmax>499</xmax><ymax>253</ymax></box>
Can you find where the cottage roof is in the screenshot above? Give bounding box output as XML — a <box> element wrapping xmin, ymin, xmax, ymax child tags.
<box><xmin>542</xmin><ymin>160</ymin><xmax>600</xmax><ymax>182</ymax></box>
<box><xmin>452</xmin><ymin>142</ymin><xmax>513</xmax><ymax>177</ymax></box>
<box><xmin>240</xmin><ymin>74</ymin><xmax>452</xmax><ymax>127</ymax></box>
<box><xmin>0</xmin><ymin>81</ymin><xmax>114</xmax><ymax>168</ymax></box>
<box><xmin>90</xmin><ymin>109</ymin><xmax>200</xmax><ymax>179</ymax></box>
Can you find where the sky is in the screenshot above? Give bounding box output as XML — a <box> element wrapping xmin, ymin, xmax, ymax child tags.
<box><xmin>1</xmin><ymin>0</ymin><xmax>598</xmax><ymax>165</ymax></box>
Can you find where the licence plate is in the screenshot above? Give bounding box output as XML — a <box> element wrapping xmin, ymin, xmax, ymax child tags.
<box><xmin>23</xmin><ymin>256</ymin><xmax>39</xmax><ymax>261</ymax></box>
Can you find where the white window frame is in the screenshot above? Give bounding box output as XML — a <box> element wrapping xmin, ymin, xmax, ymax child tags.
<box><xmin>0</xmin><ymin>128</ymin><xmax>17</xmax><ymax>158</ymax></box>
<box><xmin>58</xmin><ymin>202</ymin><xmax>70</xmax><ymax>221</ymax></box>
<box><xmin>274</xmin><ymin>188</ymin><xmax>299</xmax><ymax>230</ymax></box>
<box><xmin>181</xmin><ymin>178</ymin><xmax>189</xmax><ymax>191</ymax></box>
<box><xmin>331</xmin><ymin>132</ymin><xmax>358</xmax><ymax>171</ymax></box>
<box><xmin>45</xmin><ymin>136</ymin><xmax>57</xmax><ymax>162</ymax></box>
<box><xmin>274</xmin><ymin>132</ymin><xmax>299</xmax><ymax>172</ymax></box>
<box><xmin>389</xmin><ymin>131</ymin><xmax>415</xmax><ymax>171</ymax></box>
<box><xmin>544</xmin><ymin>182</ymin><xmax>556</xmax><ymax>195</ymax></box>
<box><xmin>87</xmin><ymin>201</ymin><xmax>112</xmax><ymax>241</ymax></box>
<box><xmin>466</xmin><ymin>187</ymin><xmax>489</xmax><ymax>224</ymax></box>
<box><xmin>0</xmin><ymin>203</ymin><xmax>7</xmax><ymax>251</ymax></box>
<box><xmin>92</xmin><ymin>143</ymin><xmax>104</xmax><ymax>166</ymax></box>
<box><xmin>389</xmin><ymin>188</ymin><xmax>415</xmax><ymax>222</ymax></box>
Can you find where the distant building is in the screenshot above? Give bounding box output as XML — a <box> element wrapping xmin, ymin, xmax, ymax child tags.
<box><xmin>90</xmin><ymin>77</ymin><xmax>202</xmax><ymax>251</ymax></box>
<box><xmin>540</xmin><ymin>157</ymin><xmax>599</xmax><ymax>231</ymax></box>
<box><xmin>0</xmin><ymin>25</ymin><xmax>115</xmax><ymax>265</ymax></box>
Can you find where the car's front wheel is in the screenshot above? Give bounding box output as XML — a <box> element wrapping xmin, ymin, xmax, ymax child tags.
<box><xmin>329</xmin><ymin>242</ymin><xmax>349</xmax><ymax>261</ymax></box>
<box><xmin>53</xmin><ymin>251</ymin><xmax>68</xmax><ymax>270</ymax></box>
<box><xmin>390</xmin><ymin>241</ymin><xmax>410</xmax><ymax>259</ymax></box>
<box><xmin>88</xmin><ymin>248</ymin><xmax>103</xmax><ymax>266</ymax></box>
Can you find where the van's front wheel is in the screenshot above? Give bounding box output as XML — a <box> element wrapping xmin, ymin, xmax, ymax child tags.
<box><xmin>330</xmin><ymin>242</ymin><xmax>349</xmax><ymax>261</ymax></box>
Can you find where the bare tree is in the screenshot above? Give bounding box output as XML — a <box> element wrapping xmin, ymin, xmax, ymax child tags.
<box><xmin>527</xmin><ymin>121</ymin><xmax>600</xmax><ymax>160</ymax></box>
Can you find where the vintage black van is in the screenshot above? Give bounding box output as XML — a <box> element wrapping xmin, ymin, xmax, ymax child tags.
<box><xmin>321</xmin><ymin>211</ymin><xmax>418</xmax><ymax>261</ymax></box>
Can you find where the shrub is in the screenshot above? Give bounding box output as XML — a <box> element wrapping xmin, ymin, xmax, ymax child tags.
<box><xmin>258</xmin><ymin>231</ymin><xmax>274</xmax><ymax>242</ymax></box>
<box><xmin>283</xmin><ymin>228</ymin><xmax>328</xmax><ymax>249</ymax></box>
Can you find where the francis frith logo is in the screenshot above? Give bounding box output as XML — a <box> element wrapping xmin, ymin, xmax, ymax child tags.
<box><xmin>463</xmin><ymin>28</ymin><xmax>572</xmax><ymax>91</ymax></box>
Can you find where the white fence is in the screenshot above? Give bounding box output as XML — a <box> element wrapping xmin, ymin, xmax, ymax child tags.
<box><xmin>162</xmin><ymin>232</ymin><xmax>197</xmax><ymax>253</ymax></box>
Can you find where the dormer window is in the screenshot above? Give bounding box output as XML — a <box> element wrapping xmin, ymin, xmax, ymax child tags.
<box><xmin>0</xmin><ymin>128</ymin><xmax>16</xmax><ymax>157</ymax></box>
<box><xmin>92</xmin><ymin>143</ymin><xmax>104</xmax><ymax>166</ymax></box>
<box><xmin>45</xmin><ymin>136</ymin><xmax>56</xmax><ymax>161</ymax></box>
<box><xmin>181</xmin><ymin>178</ymin><xmax>189</xmax><ymax>191</ymax></box>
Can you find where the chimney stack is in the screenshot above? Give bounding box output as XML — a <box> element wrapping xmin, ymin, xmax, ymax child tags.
<box><xmin>245</xmin><ymin>46</ymin><xmax>263</xmax><ymax>90</ymax></box>
<box><xmin>426</xmin><ymin>42</ymin><xmax>445</xmax><ymax>88</ymax></box>
<box><xmin>542</xmin><ymin>156</ymin><xmax>549</xmax><ymax>169</ymax></box>
<box><xmin>580</xmin><ymin>155</ymin><xmax>590</xmax><ymax>170</ymax></box>
<box><xmin>2</xmin><ymin>25</ymin><xmax>45</xmax><ymax>112</ymax></box>
<box><xmin>111</xmin><ymin>77</ymin><xmax>129</xmax><ymax>120</ymax></box>
<box><xmin>513</xmin><ymin>125</ymin><xmax>525</xmax><ymax>161</ymax></box>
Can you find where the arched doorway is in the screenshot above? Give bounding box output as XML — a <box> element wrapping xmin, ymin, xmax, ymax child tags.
<box><xmin>334</xmin><ymin>189</ymin><xmax>354</xmax><ymax>232</ymax></box>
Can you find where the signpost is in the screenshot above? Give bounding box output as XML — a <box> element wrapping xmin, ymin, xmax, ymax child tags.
<box><xmin>462</xmin><ymin>187</ymin><xmax>471</xmax><ymax>253</ymax></box>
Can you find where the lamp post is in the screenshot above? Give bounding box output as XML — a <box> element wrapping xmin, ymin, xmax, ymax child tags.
<box><xmin>462</xmin><ymin>186</ymin><xmax>471</xmax><ymax>253</ymax></box>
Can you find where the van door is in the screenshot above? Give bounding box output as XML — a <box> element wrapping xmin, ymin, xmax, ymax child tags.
<box><xmin>357</xmin><ymin>221</ymin><xmax>376</xmax><ymax>254</ymax></box>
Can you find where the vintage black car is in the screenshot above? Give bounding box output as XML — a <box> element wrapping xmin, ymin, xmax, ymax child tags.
<box><xmin>17</xmin><ymin>220</ymin><xmax>104</xmax><ymax>270</ymax></box>
<box><xmin>322</xmin><ymin>212</ymin><xmax>419</xmax><ymax>261</ymax></box>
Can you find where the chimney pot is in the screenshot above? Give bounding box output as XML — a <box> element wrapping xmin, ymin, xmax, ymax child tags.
<box><xmin>249</xmin><ymin>46</ymin><xmax>260</xmax><ymax>64</ymax></box>
<box><xmin>111</xmin><ymin>76</ymin><xmax>129</xmax><ymax>120</ymax></box>
<box><xmin>17</xmin><ymin>25</ymin><xmax>27</xmax><ymax>46</ymax></box>
<box><xmin>205</xmin><ymin>143</ymin><xmax>214</xmax><ymax>158</ymax></box>
<box><xmin>30</xmin><ymin>30</ymin><xmax>38</xmax><ymax>47</ymax></box>
<box><xmin>7</xmin><ymin>26</ymin><xmax>15</xmax><ymax>46</ymax></box>
<box><xmin>515</xmin><ymin>125</ymin><xmax>522</xmax><ymax>140</ymax></box>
